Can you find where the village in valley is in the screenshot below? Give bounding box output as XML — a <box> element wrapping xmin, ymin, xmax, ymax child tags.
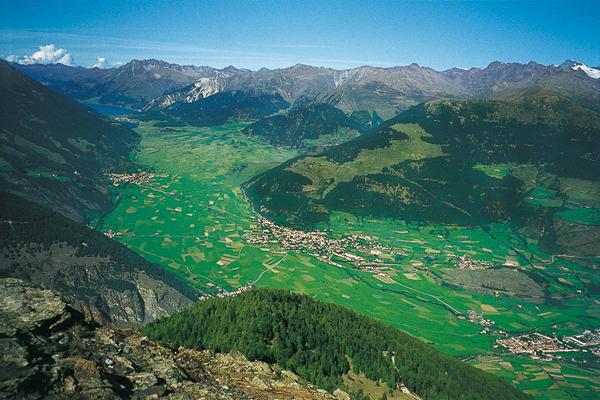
<box><xmin>107</xmin><ymin>170</ymin><xmax>165</xmax><ymax>186</ymax></box>
<box><xmin>454</xmin><ymin>254</ymin><xmax>493</xmax><ymax>270</ymax></box>
<box><xmin>459</xmin><ymin>310</ymin><xmax>497</xmax><ymax>334</ymax></box>
<box><xmin>495</xmin><ymin>328</ymin><xmax>600</xmax><ymax>361</ymax></box>
<box><xmin>243</xmin><ymin>215</ymin><xmax>401</xmax><ymax>281</ymax></box>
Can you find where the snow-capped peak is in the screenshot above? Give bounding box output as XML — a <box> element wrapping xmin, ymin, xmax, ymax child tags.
<box><xmin>559</xmin><ymin>59</ymin><xmax>600</xmax><ymax>79</ymax></box>
<box><xmin>572</xmin><ymin>63</ymin><xmax>600</xmax><ymax>79</ymax></box>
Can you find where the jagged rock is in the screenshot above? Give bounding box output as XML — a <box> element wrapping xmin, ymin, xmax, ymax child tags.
<box><xmin>333</xmin><ymin>388</ymin><xmax>351</xmax><ymax>400</ymax></box>
<box><xmin>281</xmin><ymin>369</ymin><xmax>301</xmax><ymax>382</ymax></box>
<box><xmin>127</xmin><ymin>372</ymin><xmax>158</xmax><ymax>391</ymax></box>
<box><xmin>250</xmin><ymin>376</ymin><xmax>269</xmax><ymax>390</ymax></box>
<box><xmin>0</xmin><ymin>278</ymin><xmax>336</xmax><ymax>399</ymax></box>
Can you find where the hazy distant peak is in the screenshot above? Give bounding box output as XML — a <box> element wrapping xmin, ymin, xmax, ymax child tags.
<box><xmin>485</xmin><ymin>61</ymin><xmax>509</xmax><ymax>69</ymax></box>
<box><xmin>288</xmin><ymin>63</ymin><xmax>321</xmax><ymax>71</ymax></box>
<box><xmin>221</xmin><ymin>65</ymin><xmax>239</xmax><ymax>73</ymax></box>
<box><xmin>559</xmin><ymin>59</ymin><xmax>580</xmax><ymax>68</ymax></box>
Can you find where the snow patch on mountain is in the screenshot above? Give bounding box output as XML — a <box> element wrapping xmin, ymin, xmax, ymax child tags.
<box><xmin>572</xmin><ymin>63</ymin><xmax>600</xmax><ymax>79</ymax></box>
<box><xmin>559</xmin><ymin>60</ymin><xmax>600</xmax><ymax>79</ymax></box>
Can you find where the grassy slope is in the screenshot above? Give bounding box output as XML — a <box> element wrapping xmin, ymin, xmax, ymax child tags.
<box><xmin>244</xmin><ymin>92</ymin><xmax>600</xmax><ymax>257</ymax></box>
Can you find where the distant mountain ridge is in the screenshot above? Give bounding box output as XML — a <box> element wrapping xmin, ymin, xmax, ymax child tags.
<box><xmin>14</xmin><ymin>57</ymin><xmax>600</xmax><ymax>158</ymax></box>
<box><xmin>15</xmin><ymin>58</ymin><xmax>600</xmax><ymax>120</ymax></box>
<box><xmin>13</xmin><ymin>58</ymin><xmax>222</xmax><ymax>109</ymax></box>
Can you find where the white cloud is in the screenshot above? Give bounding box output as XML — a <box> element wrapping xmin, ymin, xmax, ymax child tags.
<box><xmin>90</xmin><ymin>57</ymin><xmax>122</xmax><ymax>69</ymax></box>
<box><xmin>91</xmin><ymin>56</ymin><xmax>108</xmax><ymax>68</ymax></box>
<box><xmin>12</xmin><ymin>44</ymin><xmax>74</xmax><ymax>66</ymax></box>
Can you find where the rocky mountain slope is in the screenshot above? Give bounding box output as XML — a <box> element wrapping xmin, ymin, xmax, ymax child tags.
<box><xmin>0</xmin><ymin>278</ymin><xmax>339</xmax><ymax>400</ymax></box>
<box><xmin>144</xmin><ymin>63</ymin><xmax>337</xmax><ymax>111</ymax></box>
<box><xmin>158</xmin><ymin>90</ymin><xmax>289</xmax><ymax>126</ymax></box>
<box><xmin>0</xmin><ymin>192</ymin><xmax>199</xmax><ymax>326</ymax></box>
<box><xmin>14</xmin><ymin>59</ymin><xmax>218</xmax><ymax>109</ymax></box>
<box><xmin>0</xmin><ymin>60</ymin><xmax>138</xmax><ymax>223</ymax></box>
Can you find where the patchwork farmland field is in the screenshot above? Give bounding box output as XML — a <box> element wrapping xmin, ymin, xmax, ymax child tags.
<box><xmin>100</xmin><ymin>122</ymin><xmax>599</xmax><ymax>399</ymax></box>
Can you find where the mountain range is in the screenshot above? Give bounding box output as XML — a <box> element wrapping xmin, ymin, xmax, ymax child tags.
<box><xmin>13</xmin><ymin>59</ymin><xmax>216</xmax><ymax>109</ymax></box>
<box><xmin>12</xmin><ymin>58</ymin><xmax>600</xmax><ymax>150</ymax></box>
<box><xmin>14</xmin><ymin>58</ymin><xmax>600</xmax><ymax>119</ymax></box>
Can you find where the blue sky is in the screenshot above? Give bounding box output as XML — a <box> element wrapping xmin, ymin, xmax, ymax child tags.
<box><xmin>1</xmin><ymin>0</ymin><xmax>598</xmax><ymax>70</ymax></box>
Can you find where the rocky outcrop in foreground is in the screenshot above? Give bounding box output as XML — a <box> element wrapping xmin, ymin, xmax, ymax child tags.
<box><xmin>0</xmin><ymin>278</ymin><xmax>336</xmax><ymax>400</ymax></box>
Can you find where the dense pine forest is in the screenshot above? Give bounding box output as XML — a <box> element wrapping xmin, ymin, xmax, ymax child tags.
<box><xmin>142</xmin><ymin>289</ymin><xmax>530</xmax><ymax>400</ymax></box>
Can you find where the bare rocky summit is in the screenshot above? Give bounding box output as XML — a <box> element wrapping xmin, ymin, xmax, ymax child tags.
<box><xmin>0</xmin><ymin>278</ymin><xmax>338</xmax><ymax>400</ymax></box>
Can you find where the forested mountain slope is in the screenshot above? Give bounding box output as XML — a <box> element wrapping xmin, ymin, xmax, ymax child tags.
<box><xmin>0</xmin><ymin>60</ymin><xmax>138</xmax><ymax>222</ymax></box>
<box><xmin>156</xmin><ymin>90</ymin><xmax>290</xmax><ymax>126</ymax></box>
<box><xmin>244</xmin><ymin>91</ymin><xmax>600</xmax><ymax>257</ymax></box>
<box><xmin>143</xmin><ymin>288</ymin><xmax>531</xmax><ymax>400</ymax></box>
<box><xmin>243</xmin><ymin>104</ymin><xmax>369</xmax><ymax>150</ymax></box>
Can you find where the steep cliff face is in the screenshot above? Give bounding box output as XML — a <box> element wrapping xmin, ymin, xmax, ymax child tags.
<box><xmin>0</xmin><ymin>278</ymin><xmax>337</xmax><ymax>400</ymax></box>
<box><xmin>0</xmin><ymin>241</ymin><xmax>195</xmax><ymax>325</ymax></box>
<box><xmin>0</xmin><ymin>192</ymin><xmax>199</xmax><ymax>326</ymax></box>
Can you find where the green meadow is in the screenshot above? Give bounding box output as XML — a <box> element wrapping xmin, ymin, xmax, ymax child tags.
<box><xmin>101</xmin><ymin>122</ymin><xmax>599</xmax><ymax>399</ymax></box>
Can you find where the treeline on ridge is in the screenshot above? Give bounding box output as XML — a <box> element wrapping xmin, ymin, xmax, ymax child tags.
<box><xmin>142</xmin><ymin>288</ymin><xmax>530</xmax><ymax>400</ymax></box>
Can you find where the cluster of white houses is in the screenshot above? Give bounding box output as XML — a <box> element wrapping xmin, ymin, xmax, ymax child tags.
<box><xmin>458</xmin><ymin>310</ymin><xmax>496</xmax><ymax>334</ymax></box>
<box><xmin>496</xmin><ymin>329</ymin><xmax>600</xmax><ymax>360</ymax></box>
<box><xmin>454</xmin><ymin>254</ymin><xmax>493</xmax><ymax>270</ymax></box>
<box><xmin>107</xmin><ymin>171</ymin><xmax>160</xmax><ymax>186</ymax></box>
<box><xmin>197</xmin><ymin>285</ymin><xmax>253</xmax><ymax>301</ymax></box>
<box><xmin>244</xmin><ymin>216</ymin><xmax>398</xmax><ymax>272</ymax></box>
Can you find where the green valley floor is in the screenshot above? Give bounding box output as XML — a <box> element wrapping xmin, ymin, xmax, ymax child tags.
<box><xmin>99</xmin><ymin>121</ymin><xmax>600</xmax><ymax>400</ymax></box>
